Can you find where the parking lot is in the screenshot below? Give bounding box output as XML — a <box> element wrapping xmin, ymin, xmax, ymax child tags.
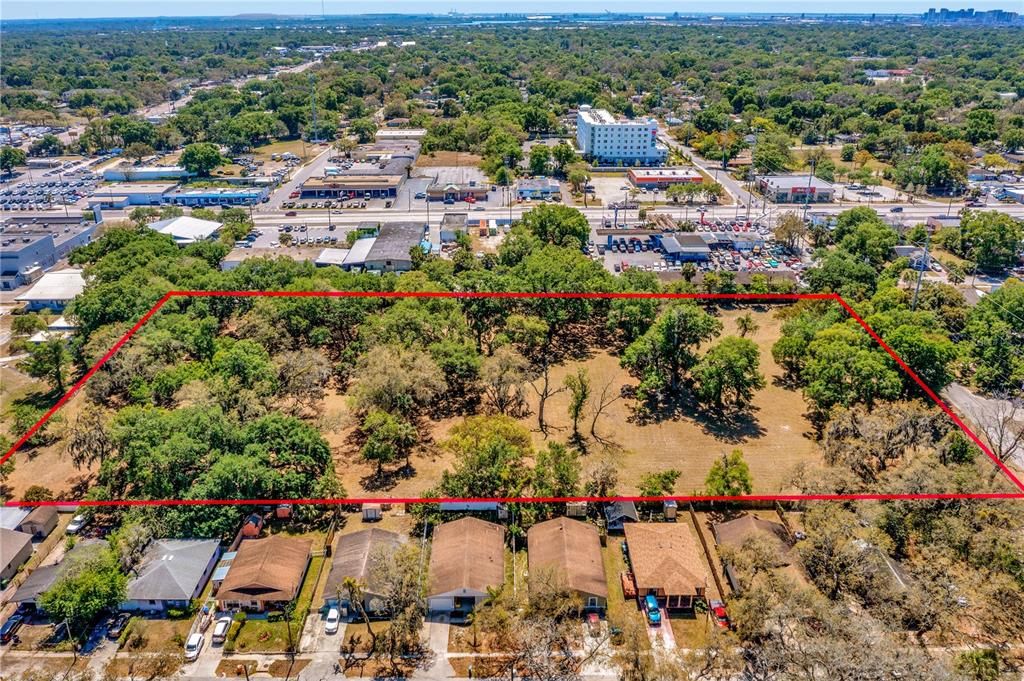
<box><xmin>0</xmin><ymin>175</ymin><xmax>100</xmax><ymax>211</ymax></box>
<box><xmin>591</xmin><ymin>218</ymin><xmax>807</xmax><ymax>278</ymax></box>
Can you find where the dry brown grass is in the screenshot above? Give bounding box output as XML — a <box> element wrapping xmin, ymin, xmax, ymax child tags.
<box><xmin>415</xmin><ymin>151</ymin><xmax>483</xmax><ymax>168</ymax></box>
<box><xmin>331</xmin><ymin>308</ymin><xmax>819</xmax><ymax>498</ymax></box>
<box><xmin>215</xmin><ymin>658</ymin><xmax>258</xmax><ymax>677</ymax></box>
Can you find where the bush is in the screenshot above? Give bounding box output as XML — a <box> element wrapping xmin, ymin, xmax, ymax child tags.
<box><xmin>167</xmin><ymin>607</ymin><xmax>189</xmax><ymax>619</ymax></box>
<box><xmin>226</xmin><ymin>620</ymin><xmax>243</xmax><ymax>643</ymax></box>
<box><xmin>266</xmin><ymin>610</ymin><xmax>284</xmax><ymax>622</ymax></box>
<box><xmin>232</xmin><ymin>611</ymin><xmax>247</xmax><ymax>623</ymax></box>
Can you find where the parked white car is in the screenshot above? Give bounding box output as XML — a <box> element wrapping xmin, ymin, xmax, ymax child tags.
<box><xmin>66</xmin><ymin>515</ymin><xmax>87</xmax><ymax>534</ymax></box>
<box><xmin>212</xmin><ymin>616</ymin><xmax>232</xmax><ymax>644</ymax></box>
<box><xmin>325</xmin><ymin>607</ymin><xmax>340</xmax><ymax>635</ymax></box>
<box><xmin>184</xmin><ymin>633</ymin><xmax>204</xmax><ymax>661</ymax></box>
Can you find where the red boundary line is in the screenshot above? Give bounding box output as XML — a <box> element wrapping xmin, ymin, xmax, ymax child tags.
<box><xmin>3</xmin><ymin>290</ymin><xmax>1023</xmax><ymax>506</ymax></box>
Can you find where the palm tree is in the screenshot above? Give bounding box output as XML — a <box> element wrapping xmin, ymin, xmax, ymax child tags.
<box><xmin>736</xmin><ymin>313</ymin><xmax>759</xmax><ymax>338</ymax></box>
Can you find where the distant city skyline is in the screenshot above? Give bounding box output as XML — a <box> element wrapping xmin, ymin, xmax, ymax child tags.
<box><xmin>2</xmin><ymin>0</ymin><xmax>1018</xmax><ymax>21</ymax></box>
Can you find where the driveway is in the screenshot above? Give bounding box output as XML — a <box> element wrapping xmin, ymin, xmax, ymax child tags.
<box><xmin>942</xmin><ymin>383</ymin><xmax>1024</xmax><ymax>473</ymax></box>
<box><xmin>413</xmin><ymin>614</ymin><xmax>453</xmax><ymax>680</ymax></box>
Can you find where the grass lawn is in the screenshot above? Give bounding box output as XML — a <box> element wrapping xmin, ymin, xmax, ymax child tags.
<box><xmin>233</xmin><ymin>555</ymin><xmax>325</xmax><ymax>653</ymax></box>
<box><xmin>250</xmin><ymin>139</ymin><xmax>313</xmax><ymax>162</ymax></box>
<box><xmin>122</xmin><ymin>617</ymin><xmax>193</xmax><ymax>653</ymax></box>
<box><xmin>668</xmin><ymin>613</ymin><xmax>713</xmax><ymax>649</ymax></box>
<box><xmin>342</xmin><ymin>619</ymin><xmax>390</xmax><ymax>654</ymax></box>
<box><xmin>332</xmin><ymin>307</ymin><xmax>822</xmax><ymax>500</ymax></box>
<box><xmin>414</xmin><ymin>150</ymin><xmax>483</xmax><ymax>168</ymax></box>
<box><xmin>600</xmin><ymin>543</ymin><xmax>650</xmax><ymax>651</ymax></box>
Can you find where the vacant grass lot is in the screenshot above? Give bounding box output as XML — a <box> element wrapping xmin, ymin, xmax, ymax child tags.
<box><xmin>414</xmin><ymin>150</ymin><xmax>483</xmax><ymax>168</ymax></box>
<box><xmin>330</xmin><ymin>307</ymin><xmax>820</xmax><ymax>498</ymax></box>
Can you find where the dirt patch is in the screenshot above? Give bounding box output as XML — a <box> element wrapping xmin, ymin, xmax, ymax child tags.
<box><xmin>105</xmin><ymin>654</ymin><xmax>183</xmax><ymax>679</ymax></box>
<box><xmin>342</xmin><ymin>658</ymin><xmax>418</xmax><ymax>677</ymax></box>
<box><xmin>216</xmin><ymin>658</ymin><xmax>258</xmax><ymax>677</ymax></box>
<box><xmin>448</xmin><ymin>656</ymin><xmax>515</xmax><ymax>678</ymax></box>
<box><xmin>415</xmin><ymin>151</ymin><xmax>483</xmax><ymax>168</ymax></box>
<box><xmin>268</xmin><ymin>658</ymin><xmax>310</xmax><ymax>677</ymax></box>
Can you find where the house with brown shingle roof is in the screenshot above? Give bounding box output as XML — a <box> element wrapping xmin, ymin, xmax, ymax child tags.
<box><xmin>623</xmin><ymin>523</ymin><xmax>709</xmax><ymax>611</ymax></box>
<box><xmin>427</xmin><ymin>517</ymin><xmax>504</xmax><ymax>614</ymax></box>
<box><xmin>323</xmin><ymin>528</ymin><xmax>405</xmax><ymax>614</ymax></box>
<box><xmin>216</xmin><ymin>535</ymin><xmax>312</xmax><ymax>612</ymax></box>
<box><xmin>712</xmin><ymin>514</ymin><xmax>794</xmax><ymax>593</ymax></box>
<box><xmin>527</xmin><ymin>517</ymin><xmax>608</xmax><ymax>612</ymax></box>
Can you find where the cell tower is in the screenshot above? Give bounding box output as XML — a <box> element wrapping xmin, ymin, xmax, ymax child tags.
<box><xmin>309</xmin><ymin>74</ymin><xmax>319</xmax><ymax>143</ymax></box>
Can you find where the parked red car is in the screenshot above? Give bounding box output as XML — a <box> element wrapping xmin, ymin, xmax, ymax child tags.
<box><xmin>709</xmin><ymin>600</ymin><xmax>731</xmax><ymax>629</ymax></box>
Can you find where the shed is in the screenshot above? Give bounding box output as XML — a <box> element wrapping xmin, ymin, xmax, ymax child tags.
<box><xmin>604</xmin><ymin>501</ymin><xmax>639</xmax><ymax>533</ymax></box>
<box><xmin>17</xmin><ymin>507</ymin><xmax>58</xmax><ymax>539</ymax></box>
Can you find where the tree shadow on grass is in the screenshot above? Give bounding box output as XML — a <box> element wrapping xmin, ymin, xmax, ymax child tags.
<box><xmin>628</xmin><ymin>389</ymin><xmax>767</xmax><ymax>445</ymax></box>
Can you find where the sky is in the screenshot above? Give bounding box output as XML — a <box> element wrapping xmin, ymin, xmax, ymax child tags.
<box><xmin>1</xmin><ymin>0</ymin><xmax>1017</xmax><ymax>21</ymax></box>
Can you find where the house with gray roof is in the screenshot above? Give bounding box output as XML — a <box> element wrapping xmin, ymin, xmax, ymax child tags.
<box><xmin>121</xmin><ymin>539</ymin><xmax>221</xmax><ymax>612</ymax></box>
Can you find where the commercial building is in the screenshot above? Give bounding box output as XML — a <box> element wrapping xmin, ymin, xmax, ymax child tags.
<box><xmin>0</xmin><ymin>215</ymin><xmax>99</xmax><ymax>290</ymax></box>
<box><xmin>375</xmin><ymin>128</ymin><xmax>428</xmax><ymax>142</ymax></box>
<box><xmin>516</xmin><ymin>177</ymin><xmax>562</xmax><ymax>200</ymax></box>
<box><xmin>427</xmin><ymin>517</ymin><xmax>505</xmax><ymax>614</ymax></box>
<box><xmin>926</xmin><ymin>215</ymin><xmax>962</xmax><ymax>232</ymax></box>
<box><xmin>301</xmin><ymin>153</ymin><xmax>414</xmax><ymax>200</ymax></box>
<box><xmin>576</xmin><ymin>105</ymin><xmax>667</xmax><ymax>166</ymax></box>
<box><xmin>121</xmin><ymin>539</ymin><xmax>221</xmax><ymax>612</ymax></box>
<box><xmin>757</xmin><ymin>175</ymin><xmax>835</xmax><ymax>203</ymax></box>
<box><xmin>527</xmin><ymin>518</ymin><xmax>608</xmax><ymax>612</ymax></box>
<box><xmin>102</xmin><ymin>164</ymin><xmax>191</xmax><ymax>182</ymax></box>
<box><xmin>364</xmin><ymin>222</ymin><xmax>428</xmax><ymax>272</ymax></box>
<box><xmin>440</xmin><ymin>213</ymin><xmax>469</xmax><ymax>243</ymax></box>
<box><xmin>166</xmin><ymin>185</ymin><xmax>269</xmax><ymax>206</ymax></box>
<box><xmin>148</xmin><ymin>216</ymin><xmax>222</xmax><ymax>245</ymax></box>
<box><xmin>628</xmin><ymin>167</ymin><xmax>703</xmax><ymax>190</ymax></box>
<box><xmin>87</xmin><ymin>183</ymin><xmax>177</xmax><ymax>209</ymax></box>
<box><xmin>660</xmin><ymin>233</ymin><xmax>711</xmax><ymax>262</ymax></box>
<box><xmin>15</xmin><ymin>268</ymin><xmax>86</xmax><ymax>311</ymax></box>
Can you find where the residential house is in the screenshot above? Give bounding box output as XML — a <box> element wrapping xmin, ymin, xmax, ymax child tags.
<box><xmin>216</xmin><ymin>536</ymin><xmax>312</xmax><ymax>612</ymax></box>
<box><xmin>0</xmin><ymin>528</ymin><xmax>33</xmax><ymax>582</ymax></box>
<box><xmin>527</xmin><ymin>518</ymin><xmax>608</xmax><ymax>612</ymax></box>
<box><xmin>427</xmin><ymin>517</ymin><xmax>505</xmax><ymax>614</ymax></box>
<box><xmin>121</xmin><ymin>539</ymin><xmax>221</xmax><ymax>612</ymax></box>
<box><xmin>623</xmin><ymin>523</ymin><xmax>710</xmax><ymax>611</ymax></box>
<box><xmin>11</xmin><ymin>540</ymin><xmax>109</xmax><ymax>608</ymax></box>
<box><xmin>712</xmin><ymin>514</ymin><xmax>793</xmax><ymax>593</ymax></box>
<box><xmin>323</xmin><ymin>529</ymin><xmax>405</xmax><ymax>614</ymax></box>
<box><xmin>604</xmin><ymin>501</ymin><xmax>639</xmax><ymax>533</ymax></box>
<box><xmin>16</xmin><ymin>507</ymin><xmax>58</xmax><ymax>539</ymax></box>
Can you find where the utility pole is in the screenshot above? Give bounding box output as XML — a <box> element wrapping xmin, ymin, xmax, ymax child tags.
<box><xmin>801</xmin><ymin>158</ymin><xmax>818</xmax><ymax>222</ymax></box>
<box><xmin>911</xmin><ymin>228</ymin><xmax>931</xmax><ymax>311</ymax></box>
<box><xmin>309</xmin><ymin>74</ymin><xmax>319</xmax><ymax>144</ymax></box>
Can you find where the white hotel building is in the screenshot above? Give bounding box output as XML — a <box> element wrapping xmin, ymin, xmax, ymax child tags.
<box><xmin>576</xmin><ymin>105</ymin><xmax>668</xmax><ymax>166</ymax></box>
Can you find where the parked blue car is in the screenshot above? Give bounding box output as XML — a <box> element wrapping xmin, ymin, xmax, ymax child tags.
<box><xmin>643</xmin><ymin>595</ymin><xmax>661</xmax><ymax>626</ymax></box>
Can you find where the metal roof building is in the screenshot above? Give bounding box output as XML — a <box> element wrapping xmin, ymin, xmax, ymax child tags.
<box><xmin>364</xmin><ymin>222</ymin><xmax>427</xmax><ymax>272</ymax></box>
<box><xmin>15</xmin><ymin>268</ymin><xmax>86</xmax><ymax>311</ymax></box>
